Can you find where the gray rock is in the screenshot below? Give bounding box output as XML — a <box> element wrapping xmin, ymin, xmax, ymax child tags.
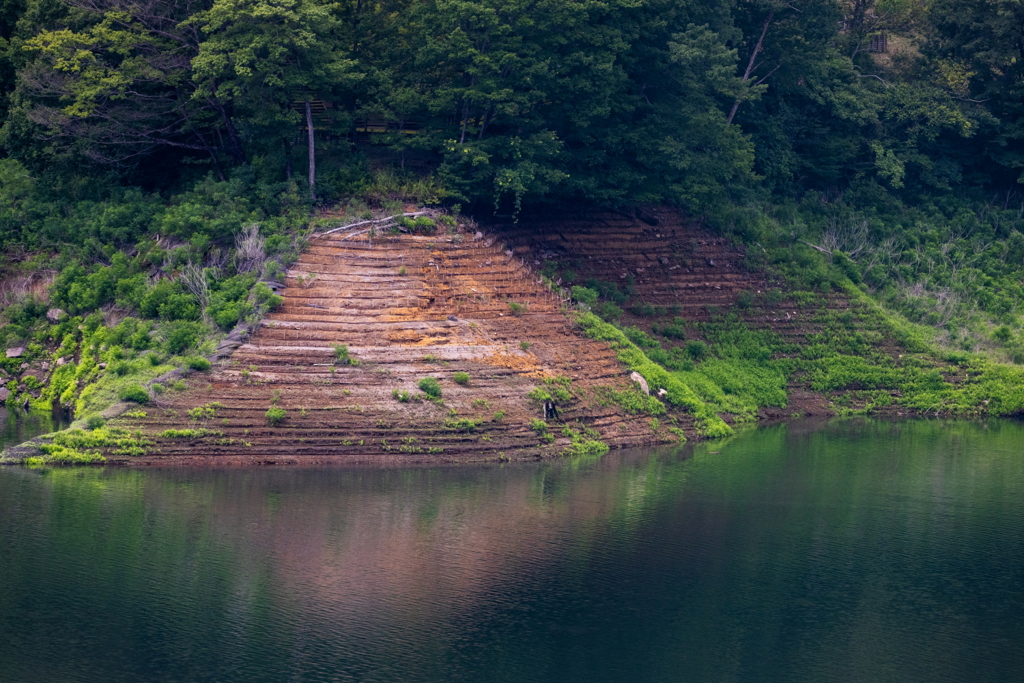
<box><xmin>5</xmin><ymin>347</ymin><xmax>25</xmax><ymax>358</ymax></box>
<box><xmin>0</xmin><ymin>388</ymin><xmax>9</xmax><ymax>401</ymax></box>
<box><xmin>630</xmin><ymin>371</ymin><xmax>650</xmax><ymax>395</ymax></box>
<box><xmin>56</xmin><ymin>357</ymin><xmax>67</xmax><ymax>366</ymax></box>
<box><xmin>46</xmin><ymin>308</ymin><xmax>66</xmax><ymax>322</ymax></box>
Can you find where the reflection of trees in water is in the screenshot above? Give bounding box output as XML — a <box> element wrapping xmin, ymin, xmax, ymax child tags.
<box><xmin>11</xmin><ymin>419</ymin><xmax>1024</xmax><ymax>682</ymax></box>
<box><xmin>0</xmin><ymin>407</ymin><xmax>70</xmax><ymax>450</ymax></box>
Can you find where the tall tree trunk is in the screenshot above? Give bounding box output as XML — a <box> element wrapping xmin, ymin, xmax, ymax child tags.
<box><xmin>284</xmin><ymin>137</ymin><xmax>292</xmax><ymax>181</ymax></box>
<box><xmin>727</xmin><ymin>10</ymin><xmax>775</xmax><ymax>125</ymax></box>
<box><xmin>212</xmin><ymin>95</ymin><xmax>245</xmax><ymax>164</ymax></box>
<box><xmin>305</xmin><ymin>100</ymin><xmax>316</xmax><ymax>202</ymax></box>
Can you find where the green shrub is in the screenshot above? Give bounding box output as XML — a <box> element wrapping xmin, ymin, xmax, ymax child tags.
<box><xmin>653</xmin><ymin>317</ymin><xmax>687</xmax><ymax>340</ymax></box>
<box><xmin>623</xmin><ymin>326</ymin><xmax>660</xmax><ymax>349</ymax></box>
<box><xmin>31</xmin><ymin>445</ymin><xmax>106</xmax><ymax>465</ymax></box>
<box><xmin>493</xmin><ymin>410</ymin><xmax>506</xmax><ymax>423</ymax></box>
<box><xmin>685</xmin><ymin>340</ymin><xmax>708</xmax><ymax>360</ymax></box>
<box><xmin>629</xmin><ymin>302</ymin><xmax>664</xmax><ymax>317</ymax></box>
<box><xmin>559</xmin><ymin>427</ymin><xmax>609</xmax><ymax>458</ymax></box>
<box><xmin>265</xmin><ymin>406</ymin><xmax>286</xmax><ymax>426</ymax></box>
<box><xmin>508</xmin><ymin>301</ymin><xmax>525</xmax><ymax>317</ymax></box>
<box><xmin>413</xmin><ymin>216</ymin><xmax>436</xmax><ymax>233</ymax></box>
<box><xmin>444</xmin><ymin>417</ymin><xmax>481</xmax><ymax>432</ymax></box>
<box><xmin>527</xmin><ymin>377</ymin><xmax>572</xmax><ymax>404</ymax></box>
<box><xmin>592</xmin><ymin>386</ymin><xmax>666</xmax><ymax>415</ymax></box>
<box><xmin>452</xmin><ymin>371</ymin><xmax>470</xmax><ymax>385</ymax></box>
<box><xmin>188</xmin><ymin>402</ymin><xmax>224</xmax><ymax>421</ymax></box>
<box><xmin>164</xmin><ymin>321</ymin><xmax>206</xmax><ymax>354</ymax></box>
<box><xmin>119</xmin><ymin>385</ymin><xmax>150</xmax><ymax>404</ymax></box>
<box><xmin>207</xmin><ymin>273</ymin><xmax>257</xmax><ymax>330</ymax></box>
<box><xmin>419</xmin><ymin>376</ymin><xmax>442</xmax><ymax>398</ymax></box>
<box><xmin>571</xmin><ymin>286</ymin><xmax>599</xmax><ymax>306</ymax></box>
<box><xmin>333</xmin><ymin>343</ymin><xmax>357</xmax><ymax>365</ymax></box>
<box><xmin>186</xmin><ymin>357</ymin><xmax>211</xmax><ymax>372</ymax></box>
<box><xmin>109</xmin><ymin>360</ymin><xmax>133</xmax><ymax>377</ymax></box>
<box><xmin>392</xmin><ymin>388</ymin><xmax>412</xmax><ymax>402</ymax></box>
<box><xmin>85</xmin><ymin>415</ymin><xmax>105</xmax><ymax>430</ymax></box>
<box><xmin>160</xmin><ymin>428</ymin><xmax>222</xmax><ymax>438</ymax></box>
<box><xmin>593</xmin><ymin>301</ymin><xmax>623</xmax><ymax>322</ymax></box>
<box><xmin>530</xmin><ymin>418</ymin><xmax>549</xmax><ymax>434</ymax></box>
<box><xmin>993</xmin><ymin>325</ymin><xmax>1013</xmax><ymax>343</ymax></box>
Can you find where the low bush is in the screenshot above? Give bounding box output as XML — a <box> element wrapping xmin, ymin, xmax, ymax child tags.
<box><xmin>333</xmin><ymin>343</ymin><xmax>357</xmax><ymax>365</ymax></box>
<box><xmin>419</xmin><ymin>377</ymin><xmax>442</xmax><ymax>398</ymax></box>
<box><xmin>571</xmin><ymin>286</ymin><xmax>599</xmax><ymax>306</ymax></box>
<box><xmin>265</xmin><ymin>406</ymin><xmax>286</xmax><ymax>426</ymax></box>
<box><xmin>188</xmin><ymin>402</ymin><xmax>224</xmax><ymax>420</ymax></box>
<box><xmin>186</xmin><ymin>357</ymin><xmax>211</xmax><ymax>372</ymax></box>
<box><xmin>685</xmin><ymin>340</ymin><xmax>708</xmax><ymax>360</ymax></box>
<box><xmin>160</xmin><ymin>428</ymin><xmax>222</xmax><ymax>438</ymax></box>
<box><xmin>118</xmin><ymin>385</ymin><xmax>150</xmax><ymax>404</ymax></box>
<box><xmin>452</xmin><ymin>371</ymin><xmax>470</xmax><ymax>385</ymax></box>
<box><xmin>164</xmin><ymin>321</ymin><xmax>207</xmax><ymax>355</ymax></box>
<box><xmin>623</xmin><ymin>326</ymin><xmax>660</xmax><ymax>349</ymax></box>
<box><xmin>110</xmin><ymin>360</ymin><xmax>133</xmax><ymax>377</ymax></box>
<box><xmin>444</xmin><ymin>417</ymin><xmax>481</xmax><ymax>432</ymax></box>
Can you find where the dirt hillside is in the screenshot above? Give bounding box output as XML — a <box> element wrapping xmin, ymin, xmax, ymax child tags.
<box><xmin>492</xmin><ymin>206</ymin><xmax>912</xmax><ymax>418</ymax></box>
<box><xmin>103</xmin><ymin>220</ymin><xmax>666</xmax><ymax>465</ymax></box>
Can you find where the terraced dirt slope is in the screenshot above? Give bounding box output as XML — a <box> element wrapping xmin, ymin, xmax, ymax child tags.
<box><xmin>493</xmin><ymin>207</ymin><xmax>915</xmax><ymax>416</ymax></box>
<box><xmin>108</xmin><ymin>223</ymin><xmax>663</xmax><ymax>465</ymax></box>
<box><xmin>496</xmin><ymin>206</ymin><xmax>766</xmax><ymax>320</ymax></box>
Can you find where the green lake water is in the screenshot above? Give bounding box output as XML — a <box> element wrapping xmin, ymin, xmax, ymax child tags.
<box><xmin>1</xmin><ymin>418</ymin><xmax>1022</xmax><ymax>682</ymax></box>
<box><xmin>0</xmin><ymin>407</ymin><xmax>70</xmax><ymax>452</ymax></box>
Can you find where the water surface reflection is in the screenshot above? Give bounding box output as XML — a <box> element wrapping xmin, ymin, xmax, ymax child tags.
<box><xmin>1</xmin><ymin>418</ymin><xmax>1022</xmax><ymax>682</ymax></box>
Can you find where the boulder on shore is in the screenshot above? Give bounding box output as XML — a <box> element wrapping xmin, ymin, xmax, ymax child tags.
<box><xmin>630</xmin><ymin>371</ymin><xmax>650</xmax><ymax>395</ymax></box>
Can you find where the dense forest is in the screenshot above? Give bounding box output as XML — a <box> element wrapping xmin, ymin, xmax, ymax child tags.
<box><xmin>4</xmin><ymin>0</ymin><xmax>1024</xmax><ymax>423</ymax></box>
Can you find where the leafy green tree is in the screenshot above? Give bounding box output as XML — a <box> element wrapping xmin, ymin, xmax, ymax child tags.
<box><xmin>925</xmin><ymin>0</ymin><xmax>1024</xmax><ymax>184</ymax></box>
<box><xmin>13</xmin><ymin>0</ymin><xmax>245</xmax><ymax>170</ymax></box>
<box><xmin>188</xmin><ymin>0</ymin><xmax>362</xmax><ymax>198</ymax></box>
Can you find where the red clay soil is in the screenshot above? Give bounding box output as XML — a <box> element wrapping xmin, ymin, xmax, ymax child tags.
<box><xmin>108</xmin><ymin>222</ymin><xmax>668</xmax><ymax>465</ymax></box>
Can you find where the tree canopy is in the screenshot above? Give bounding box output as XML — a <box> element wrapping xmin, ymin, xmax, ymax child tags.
<box><xmin>0</xmin><ymin>0</ymin><xmax>1021</xmax><ymax>215</ymax></box>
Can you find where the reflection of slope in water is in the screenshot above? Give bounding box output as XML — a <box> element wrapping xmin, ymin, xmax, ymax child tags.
<box><xmin>180</xmin><ymin>449</ymin><xmax>692</xmax><ymax>636</ymax></box>
<box><xmin>10</xmin><ymin>419</ymin><xmax>1024</xmax><ymax>683</ymax></box>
